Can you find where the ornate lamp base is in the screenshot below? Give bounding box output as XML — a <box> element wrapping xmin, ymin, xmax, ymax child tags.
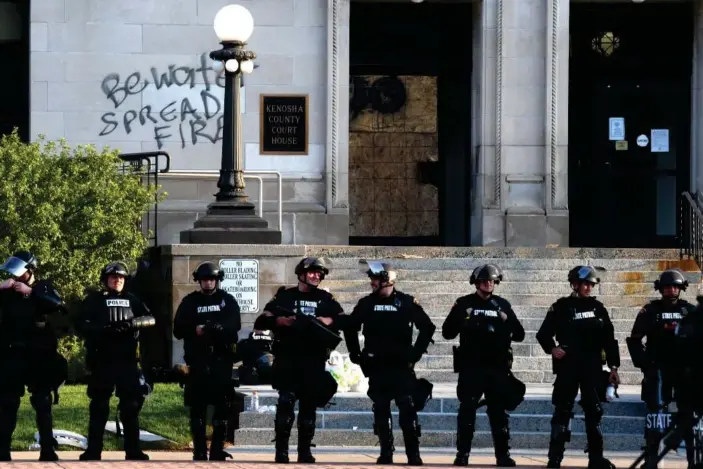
<box><xmin>179</xmin><ymin>200</ymin><xmax>282</xmax><ymax>244</ymax></box>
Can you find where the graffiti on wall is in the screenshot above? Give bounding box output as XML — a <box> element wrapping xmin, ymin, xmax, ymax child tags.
<box><xmin>99</xmin><ymin>53</ymin><xmax>226</xmax><ymax>149</ymax></box>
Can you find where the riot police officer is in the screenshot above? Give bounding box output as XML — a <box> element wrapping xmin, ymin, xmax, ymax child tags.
<box><xmin>254</xmin><ymin>257</ymin><xmax>344</xmax><ymax>464</ymax></box>
<box><xmin>237</xmin><ymin>329</ymin><xmax>274</xmax><ymax>385</ymax></box>
<box><xmin>626</xmin><ymin>269</ymin><xmax>697</xmax><ymax>469</ymax></box>
<box><xmin>173</xmin><ymin>261</ymin><xmax>241</xmax><ymax>461</ymax></box>
<box><xmin>442</xmin><ymin>264</ymin><xmax>525</xmax><ymax>467</ymax></box>
<box><xmin>536</xmin><ymin>266</ymin><xmax>620</xmax><ymax>469</ymax></box>
<box><xmin>76</xmin><ymin>262</ymin><xmax>156</xmax><ymax>461</ymax></box>
<box><xmin>0</xmin><ymin>251</ymin><xmax>66</xmax><ymax>461</ymax></box>
<box><xmin>343</xmin><ymin>261</ymin><xmax>435</xmax><ymax>466</ymax></box>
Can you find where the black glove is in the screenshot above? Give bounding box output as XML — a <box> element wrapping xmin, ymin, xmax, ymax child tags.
<box><xmin>112</xmin><ymin>321</ymin><xmax>133</xmax><ymax>334</ymax></box>
<box><xmin>207</xmin><ymin>321</ymin><xmax>225</xmax><ymax>335</ymax></box>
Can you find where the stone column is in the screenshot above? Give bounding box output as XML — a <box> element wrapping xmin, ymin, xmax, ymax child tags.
<box><xmin>471</xmin><ymin>0</ymin><xmax>569</xmax><ymax>247</ymax></box>
<box><xmin>692</xmin><ymin>0</ymin><xmax>703</xmax><ymax>194</ymax></box>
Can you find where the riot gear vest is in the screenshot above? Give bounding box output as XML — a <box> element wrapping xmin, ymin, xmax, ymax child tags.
<box><xmin>454</xmin><ymin>293</ymin><xmax>517</xmax><ymax>367</ymax></box>
<box><xmin>262</xmin><ymin>286</ymin><xmax>344</xmax><ymax>360</ymax></box>
<box><xmin>0</xmin><ymin>280</ymin><xmax>62</xmax><ymax>352</ymax></box>
<box><xmin>541</xmin><ymin>295</ymin><xmax>611</xmax><ymax>364</ymax></box>
<box><xmin>357</xmin><ymin>290</ymin><xmax>417</xmax><ymax>364</ymax></box>
<box><xmin>172</xmin><ymin>289</ymin><xmax>241</xmax><ymax>366</ymax></box>
<box><xmin>642</xmin><ymin>299</ymin><xmax>696</xmax><ymax>367</ymax></box>
<box><xmin>80</xmin><ymin>290</ymin><xmax>149</xmax><ymax>362</ymax></box>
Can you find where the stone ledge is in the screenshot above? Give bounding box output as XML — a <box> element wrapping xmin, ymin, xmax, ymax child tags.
<box><xmin>160</xmin><ymin>244</ymin><xmax>692</xmax><ymax>262</ymax></box>
<box><xmin>157</xmin><ymin>200</ymin><xmax>326</xmax><ymax>213</ymax></box>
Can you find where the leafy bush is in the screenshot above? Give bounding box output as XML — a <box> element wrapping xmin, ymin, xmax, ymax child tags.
<box><xmin>0</xmin><ymin>130</ymin><xmax>165</xmax><ymax>379</ymax></box>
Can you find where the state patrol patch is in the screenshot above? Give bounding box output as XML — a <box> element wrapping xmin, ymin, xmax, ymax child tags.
<box><xmin>414</xmin><ymin>297</ymin><xmax>420</xmax><ymax>305</ymax></box>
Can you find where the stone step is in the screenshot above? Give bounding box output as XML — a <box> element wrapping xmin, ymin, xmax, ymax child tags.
<box><xmin>335</xmin><ymin>341</ymin><xmax>633</xmax><ymax>358</ymax></box>
<box><xmin>323</xmin><ymin>257</ymin><xmax>698</xmax><ymax>272</ymax></box>
<box><xmin>241</xmin><ymin>306</ymin><xmax>649</xmax><ymax>323</ymax></box>
<box><xmin>329</xmin><ymin>269</ymin><xmax>703</xmax><ymax>283</ymax></box>
<box><xmin>413</xmin><ymin>370</ymin><xmax>643</xmax><ymax>385</ymax></box>
<box><xmin>232</xmin><ymin>428</ymin><xmax>644</xmax><ymax>450</ymax></box>
<box><xmin>239</xmin><ymin>411</ymin><xmax>645</xmax><ymax>434</ymax></box>
<box><xmin>323</xmin><ymin>281</ymin><xmax>692</xmax><ymax>297</ymax></box>
<box><xmin>414</xmin><ymin>356</ymin><xmax>638</xmax><ymax>373</ymax></box>
<box><xmin>329</xmin><ymin>293</ymin><xmax>696</xmax><ymax>307</ymax></box>
<box><xmin>244</xmin><ymin>394</ymin><xmax>646</xmax><ymax>416</ymax></box>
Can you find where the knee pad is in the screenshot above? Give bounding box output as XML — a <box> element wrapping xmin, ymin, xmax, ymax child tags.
<box><xmin>118</xmin><ymin>398</ymin><xmax>143</xmax><ymax>419</ymax></box>
<box><xmin>552</xmin><ymin>407</ymin><xmax>574</xmax><ymax>426</ymax></box>
<box><xmin>30</xmin><ymin>393</ymin><xmax>52</xmax><ymax>413</ymax></box>
<box><xmin>487</xmin><ymin>407</ymin><xmax>508</xmax><ymax>428</ymax></box>
<box><xmin>90</xmin><ymin>397</ymin><xmax>111</xmax><ymax>414</ymax></box>
<box><xmin>584</xmin><ymin>403</ymin><xmax>604</xmax><ymax>427</ymax></box>
<box><xmin>277</xmin><ymin>392</ymin><xmax>296</xmax><ymax>411</ymax></box>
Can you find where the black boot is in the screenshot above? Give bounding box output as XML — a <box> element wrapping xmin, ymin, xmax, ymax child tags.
<box><xmin>547</xmin><ymin>423</ymin><xmax>569</xmax><ymax>469</ymax></box>
<box><xmin>189</xmin><ymin>408</ymin><xmax>208</xmax><ymax>461</ymax></box>
<box><xmin>453</xmin><ymin>421</ymin><xmax>474</xmax><ymax>466</ymax></box>
<box><xmin>80</xmin><ymin>398</ymin><xmax>110</xmax><ymax>461</ymax></box>
<box><xmin>588</xmin><ymin>457</ymin><xmax>616</xmax><ymax>469</ymax></box>
<box><xmin>492</xmin><ymin>426</ymin><xmax>516</xmax><ymax>467</ymax></box>
<box><xmin>210</xmin><ymin>422</ymin><xmax>232</xmax><ymax>461</ymax></box>
<box><xmin>120</xmin><ymin>401</ymin><xmax>149</xmax><ymax>461</ymax></box>
<box><xmin>297</xmin><ymin>418</ymin><xmax>317</xmax><ymax>463</ymax></box>
<box><xmin>401</xmin><ymin>420</ymin><xmax>423</xmax><ymax>466</ymax></box>
<box><xmin>375</xmin><ymin>418</ymin><xmax>395</xmax><ymax>464</ymax></box>
<box><xmin>32</xmin><ymin>394</ymin><xmax>58</xmax><ymax>462</ymax></box>
<box><xmin>274</xmin><ymin>402</ymin><xmax>294</xmax><ymax>464</ymax></box>
<box><xmin>0</xmin><ymin>399</ymin><xmax>19</xmax><ymax>462</ymax></box>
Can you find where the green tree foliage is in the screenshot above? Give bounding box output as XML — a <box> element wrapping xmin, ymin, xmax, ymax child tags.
<box><xmin>0</xmin><ymin>130</ymin><xmax>164</xmax><ymax>358</ymax></box>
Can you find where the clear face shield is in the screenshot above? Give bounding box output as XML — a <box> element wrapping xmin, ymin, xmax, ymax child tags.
<box><xmin>359</xmin><ymin>259</ymin><xmax>396</xmax><ymax>292</ymax></box>
<box><xmin>0</xmin><ymin>256</ymin><xmax>30</xmax><ymax>279</ymax></box>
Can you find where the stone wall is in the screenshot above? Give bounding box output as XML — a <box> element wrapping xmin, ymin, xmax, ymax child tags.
<box><xmin>30</xmin><ymin>0</ymin><xmax>348</xmax><ymax>245</ymax></box>
<box><xmin>348</xmin><ymin>75</ymin><xmax>439</xmax><ymax>237</ymax></box>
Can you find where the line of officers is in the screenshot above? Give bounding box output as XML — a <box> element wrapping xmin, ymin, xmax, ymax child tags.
<box><xmin>0</xmin><ymin>250</ymin><xmax>701</xmax><ymax>469</ymax></box>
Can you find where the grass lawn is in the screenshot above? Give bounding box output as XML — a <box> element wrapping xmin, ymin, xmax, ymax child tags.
<box><xmin>12</xmin><ymin>383</ymin><xmax>191</xmax><ymax>451</ymax></box>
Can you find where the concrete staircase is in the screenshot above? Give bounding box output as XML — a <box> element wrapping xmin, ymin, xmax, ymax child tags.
<box><xmin>234</xmin><ymin>247</ymin><xmax>701</xmax><ymax>451</ymax></box>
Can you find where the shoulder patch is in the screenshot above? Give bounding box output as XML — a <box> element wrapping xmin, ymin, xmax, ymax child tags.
<box><xmin>413</xmin><ymin>297</ymin><xmax>420</xmax><ymax>305</ymax></box>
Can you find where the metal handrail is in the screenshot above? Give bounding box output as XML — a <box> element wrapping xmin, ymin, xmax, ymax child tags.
<box><xmin>118</xmin><ymin>151</ymin><xmax>172</xmax><ymax>246</ymax></box>
<box><xmin>164</xmin><ymin>170</ymin><xmax>283</xmax><ymax>232</ymax></box>
<box><xmin>680</xmin><ymin>191</ymin><xmax>703</xmax><ymax>272</ymax></box>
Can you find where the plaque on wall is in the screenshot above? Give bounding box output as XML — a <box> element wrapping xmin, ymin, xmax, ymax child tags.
<box><xmin>260</xmin><ymin>95</ymin><xmax>309</xmax><ymax>155</ymax></box>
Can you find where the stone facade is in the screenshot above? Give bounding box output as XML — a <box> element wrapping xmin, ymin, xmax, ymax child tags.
<box><xmin>28</xmin><ymin>0</ymin><xmax>703</xmax><ymax>246</ymax></box>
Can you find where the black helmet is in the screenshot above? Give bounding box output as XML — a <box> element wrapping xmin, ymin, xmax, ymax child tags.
<box><xmin>654</xmin><ymin>269</ymin><xmax>688</xmax><ymax>291</ymax></box>
<box><xmin>0</xmin><ymin>250</ymin><xmax>39</xmax><ymax>278</ymax></box>
<box><xmin>193</xmin><ymin>262</ymin><xmax>224</xmax><ymax>282</ymax></box>
<box><xmin>294</xmin><ymin>257</ymin><xmax>330</xmax><ymax>280</ymax></box>
<box><xmin>470</xmin><ymin>264</ymin><xmax>503</xmax><ymax>285</ymax></box>
<box><xmin>568</xmin><ymin>266</ymin><xmax>600</xmax><ymax>285</ymax></box>
<box><xmin>100</xmin><ymin>262</ymin><xmax>130</xmax><ymax>283</ymax></box>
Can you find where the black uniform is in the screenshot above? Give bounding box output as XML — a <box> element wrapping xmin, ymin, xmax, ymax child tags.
<box><xmin>344</xmin><ymin>288</ymin><xmax>436</xmax><ymax>464</ymax></box>
<box><xmin>76</xmin><ymin>287</ymin><xmax>155</xmax><ymax>460</ymax></box>
<box><xmin>442</xmin><ymin>292</ymin><xmax>525</xmax><ymax>464</ymax></box>
<box><xmin>536</xmin><ymin>293</ymin><xmax>620</xmax><ymax>468</ymax></box>
<box><xmin>173</xmin><ymin>288</ymin><xmax>241</xmax><ymax>461</ymax></box>
<box><xmin>254</xmin><ymin>285</ymin><xmax>344</xmax><ymax>462</ymax></box>
<box><xmin>628</xmin><ymin>297</ymin><xmax>697</xmax><ymax>466</ymax></box>
<box><xmin>237</xmin><ymin>329</ymin><xmax>274</xmax><ymax>385</ymax></box>
<box><xmin>0</xmin><ymin>277</ymin><xmax>66</xmax><ymax>461</ymax></box>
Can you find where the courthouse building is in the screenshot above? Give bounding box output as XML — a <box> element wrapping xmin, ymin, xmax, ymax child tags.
<box><xmin>1</xmin><ymin>0</ymin><xmax>701</xmax><ymax>248</ymax></box>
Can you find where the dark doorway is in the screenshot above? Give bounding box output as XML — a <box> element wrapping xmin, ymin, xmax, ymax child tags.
<box><xmin>0</xmin><ymin>0</ymin><xmax>29</xmax><ymax>141</ymax></box>
<box><xmin>569</xmin><ymin>2</ymin><xmax>693</xmax><ymax>248</ymax></box>
<box><xmin>348</xmin><ymin>1</ymin><xmax>472</xmax><ymax>247</ymax></box>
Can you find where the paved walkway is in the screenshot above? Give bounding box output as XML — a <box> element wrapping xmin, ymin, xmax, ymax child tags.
<box><xmin>0</xmin><ymin>448</ymin><xmax>689</xmax><ymax>467</ymax></box>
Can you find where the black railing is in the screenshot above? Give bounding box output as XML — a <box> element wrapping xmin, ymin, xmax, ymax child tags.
<box><xmin>680</xmin><ymin>191</ymin><xmax>703</xmax><ymax>272</ymax></box>
<box><xmin>117</xmin><ymin>151</ymin><xmax>171</xmax><ymax>246</ymax></box>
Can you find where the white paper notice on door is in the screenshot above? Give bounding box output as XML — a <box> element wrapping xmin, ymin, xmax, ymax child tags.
<box><xmin>651</xmin><ymin>129</ymin><xmax>669</xmax><ymax>153</ymax></box>
<box><xmin>609</xmin><ymin>118</ymin><xmax>625</xmax><ymax>141</ymax></box>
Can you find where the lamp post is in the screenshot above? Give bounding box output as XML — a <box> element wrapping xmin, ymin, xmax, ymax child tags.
<box><xmin>211</xmin><ymin>4</ymin><xmax>255</xmax><ymax>204</ymax></box>
<box><xmin>180</xmin><ymin>4</ymin><xmax>282</xmax><ymax>244</ymax></box>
